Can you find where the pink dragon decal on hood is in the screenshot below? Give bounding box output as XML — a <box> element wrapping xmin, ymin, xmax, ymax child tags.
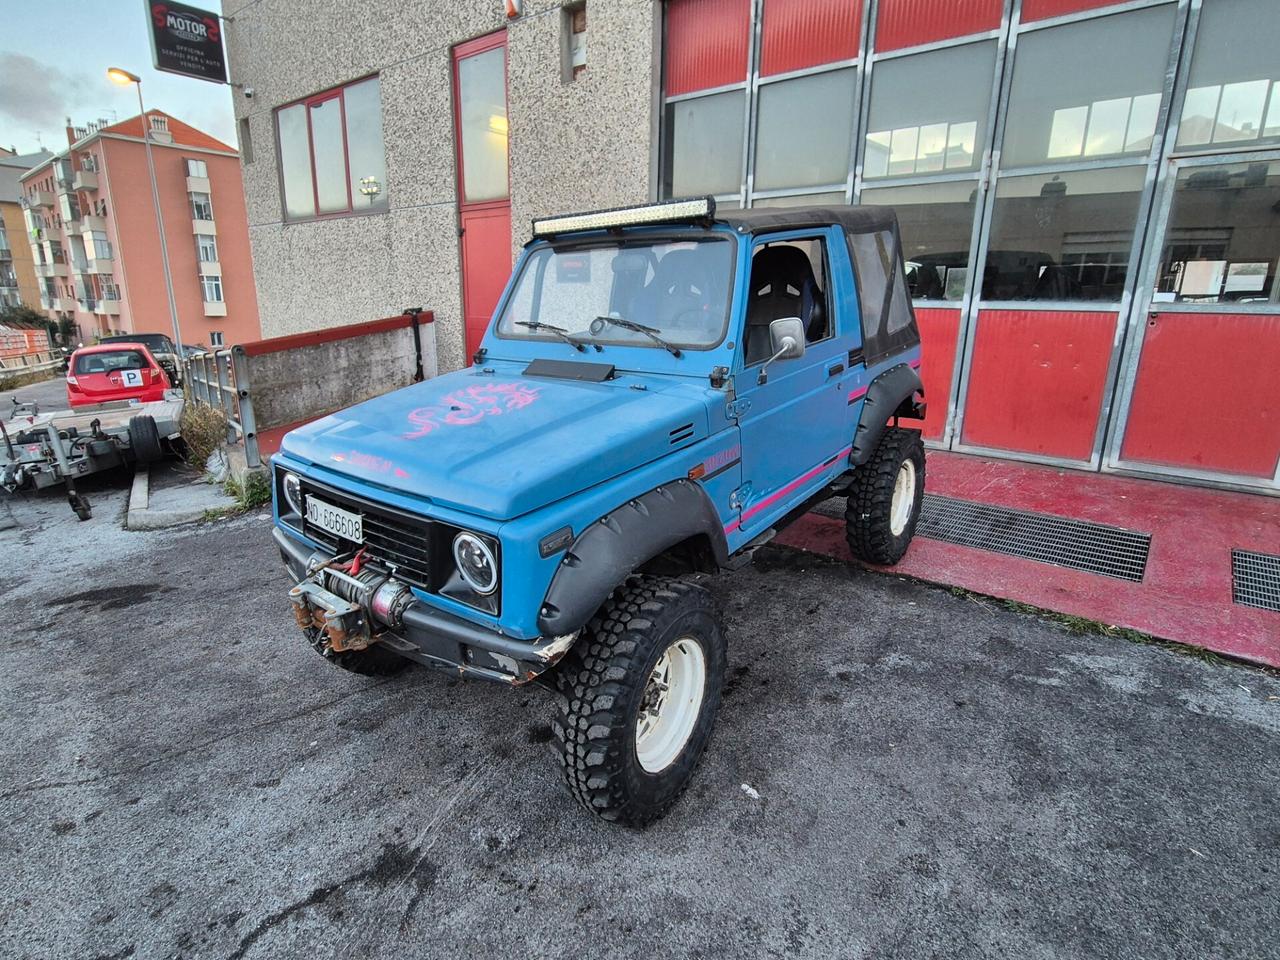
<box><xmin>404</xmin><ymin>381</ymin><xmax>542</xmax><ymax>439</ymax></box>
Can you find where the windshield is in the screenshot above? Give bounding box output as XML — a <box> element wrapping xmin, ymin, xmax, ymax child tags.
<box><xmin>495</xmin><ymin>237</ymin><xmax>735</xmax><ymax>350</ymax></box>
<box><xmin>75</xmin><ymin>350</ymin><xmax>148</xmax><ymax>374</ymax></box>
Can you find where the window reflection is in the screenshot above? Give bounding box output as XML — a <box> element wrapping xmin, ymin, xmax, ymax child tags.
<box><xmin>984</xmin><ymin>167</ymin><xmax>1146</xmax><ymax>301</ymax></box>
<box><xmin>1155</xmin><ymin>161</ymin><xmax>1280</xmax><ymax>304</ymax></box>
<box><xmin>662</xmin><ymin>91</ymin><xmax>745</xmax><ymax>197</ymax></box>
<box><xmin>1002</xmin><ymin>5</ymin><xmax>1175</xmax><ymax>168</ymax></box>
<box><xmin>754</xmin><ymin>69</ymin><xmax>856</xmax><ymax>191</ymax></box>
<box><xmin>861</xmin><ymin>181</ymin><xmax>977</xmax><ymax>301</ymax></box>
<box><xmin>752</xmin><ymin>191</ymin><xmax>846</xmax><ymax>208</ymax></box>
<box><xmin>864</xmin><ymin>41</ymin><xmax>995</xmax><ymax>179</ymax></box>
<box><xmin>1177</xmin><ymin>0</ymin><xmax>1280</xmax><ymax>148</ymax></box>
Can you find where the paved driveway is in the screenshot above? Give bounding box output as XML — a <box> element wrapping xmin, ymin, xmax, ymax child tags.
<box><xmin>0</xmin><ymin>373</ymin><xmax>68</xmax><ymax>413</ymax></box>
<box><xmin>2</xmin><ymin>482</ymin><xmax>1277</xmax><ymax>959</ymax></box>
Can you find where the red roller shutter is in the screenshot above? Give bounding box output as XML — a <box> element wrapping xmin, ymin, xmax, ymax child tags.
<box><xmin>914</xmin><ymin>307</ymin><xmax>961</xmax><ymax>441</ymax></box>
<box><xmin>759</xmin><ymin>0</ymin><xmax>861</xmax><ymax>76</ymax></box>
<box><xmin>1021</xmin><ymin>0</ymin><xmax>1125</xmax><ymax>22</ymax></box>
<box><xmin>665</xmin><ymin>0</ymin><xmax>751</xmax><ymax>96</ymax></box>
<box><xmin>874</xmin><ymin>0</ymin><xmax>1002</xmax><ymax>52</ymax></box>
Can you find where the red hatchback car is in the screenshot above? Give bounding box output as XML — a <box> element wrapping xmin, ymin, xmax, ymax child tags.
<box><xmin>66</xmin><ymin>343</ymin><xmax>172</xmax><ymax>408</ymax></box>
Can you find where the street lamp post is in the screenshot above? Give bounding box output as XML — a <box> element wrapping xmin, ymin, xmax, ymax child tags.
<box><xmin>107</xmin><ymin>68</ymin><xmax>183</xmax><ymax>351</ymax></box>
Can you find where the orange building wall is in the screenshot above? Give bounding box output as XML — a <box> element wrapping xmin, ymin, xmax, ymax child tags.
<box><xmin>1</xmin><ymin>201</ymin><xmax>43</xmax><ymax>309</ymax></box>
<box><xmin>99</xmin><ymin>137</ymin><xmax>260</xmax><ymax>347</ymax></box>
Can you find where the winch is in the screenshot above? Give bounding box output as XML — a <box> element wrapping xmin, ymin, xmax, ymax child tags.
<box><xmin>289</xmin><ymin>553</ymin><xmax>415</xmax><ymax>653</ymax></box>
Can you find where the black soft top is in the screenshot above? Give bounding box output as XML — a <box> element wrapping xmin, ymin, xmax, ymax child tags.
<box><xmin>714</xmin><ymin>204</ymin><xmax>900</xmax><ymax>237</ymax></box>
<box><xmin>719</xmin><ymin>204</ymin><xmax>920</xmax><ymax>365</ymax></box>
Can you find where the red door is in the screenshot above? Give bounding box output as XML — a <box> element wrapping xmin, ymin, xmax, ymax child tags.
<box><xmin>453</xmin><ymin>32</ymin><xmax>512</xmax><ymax>360</ymax></box>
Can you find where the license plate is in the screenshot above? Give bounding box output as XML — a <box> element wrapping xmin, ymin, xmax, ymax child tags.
<box><xmin>306</xmin><ymin>496</ymin><xmax>363</xmax><ymax>543</ymax></box>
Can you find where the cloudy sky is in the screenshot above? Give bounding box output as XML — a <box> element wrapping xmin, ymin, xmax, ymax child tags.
<box><xmin>0</xmin><ymin>0</ymin><xmax>236</xmax><ymax>155</ymax></box>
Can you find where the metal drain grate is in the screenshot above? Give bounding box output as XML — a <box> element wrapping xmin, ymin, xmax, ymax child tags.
<box><xmin>1231</xmin><ymin>550</ymin><xmax>1280</xmax><ymax>613</ymax></box>
<box><xmin>917</xmin><ymin>495</ymin><xmax>1151</xmax><ymax>581</ymax></box>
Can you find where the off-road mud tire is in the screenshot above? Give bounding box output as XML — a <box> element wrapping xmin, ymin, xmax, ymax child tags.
<box><xmin>845</xmin><ymin>426</ymin><xmax>925</xmax><ymax>565</ymax></box>
<box><xmin>304</xmin><ymin>626</ymin><xmax>408</xmax><ymax>676</ymax></box>
<box><xmin>552</xmin><ymin>575</ymin><xmax>726</xmax><ymax>828</ymax></box>
<box><xmin>128</xmin><ymin>415</ymin><xmax>164</xmax><ymax>465</ymax></box>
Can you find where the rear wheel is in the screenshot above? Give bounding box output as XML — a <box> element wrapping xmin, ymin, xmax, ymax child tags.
<box><xmin>553</xmin><ymin>575</ymin><xmax>726</xmax><ymax>828</ymax></box>
<box><xmin>128</xmin><ymin>415</ymin><xmax>164</xmax><ymax>465</ymax></box>
<box><xmin>845</xmin><ymin>426</ymin><xmax>925</xmax><ymax>565</ymax></box>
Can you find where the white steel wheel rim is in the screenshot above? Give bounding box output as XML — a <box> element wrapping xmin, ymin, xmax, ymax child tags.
<box><xmin>635</xmin><ymin>636</ymin><xmax>707</xmax><ymax>774</ymax></box>
<box><xmin>890</xmin><ymin>459</ymin><xmax>917</xmax><ymax>537</ymax></box>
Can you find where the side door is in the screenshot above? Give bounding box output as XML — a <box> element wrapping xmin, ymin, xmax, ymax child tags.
<box><xmin>731</xmin><ymin>228</ymin><xmax>857</xmax><ymax>539</ymax></box>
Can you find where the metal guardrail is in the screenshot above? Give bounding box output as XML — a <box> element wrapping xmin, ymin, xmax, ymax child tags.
<box><xmin>182</xmin><ymin>347</ymin><xmax>261</xmax><ymax>468</ymax></box>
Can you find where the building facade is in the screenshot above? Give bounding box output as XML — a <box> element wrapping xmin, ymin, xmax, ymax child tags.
<box><xmin>225</xmin><ymin>0</ymin><xmax>1279</xmax><ymax>493</ymax></box>
<box><xmin>19</xmin><ymin>112</ymin><xmax>261</xmax><ymax>349</ymax></box>
<box><xmin>0</xmin><ymin>148</ymin><xmax>51</xmax><ymax>311</ymax></box>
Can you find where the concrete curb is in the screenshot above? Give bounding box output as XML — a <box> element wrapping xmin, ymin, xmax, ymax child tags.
<box><xmin>125</xmin><ymin>465</ymin><xmax>219</xmax><ymax>530</ymax></box>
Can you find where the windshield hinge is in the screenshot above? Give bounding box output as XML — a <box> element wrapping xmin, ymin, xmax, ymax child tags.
<box><xmin>710</xmin><ymin>365</ymin><xmax>729</xmax><ymax>389</ymax></box>
<box><xmin>726</xmin><ymin>397</ymin><xmax>751</xmax><ymax>419</ymax></box>
<box><xmin>472</xmin><ymin>346</ymin><xmax>487</xmax><ymax>366</ymax></box>
<box><xmin>729</xmin><ymin>482</ymin><xmax>753</xmax><ymax>511</ymax></box>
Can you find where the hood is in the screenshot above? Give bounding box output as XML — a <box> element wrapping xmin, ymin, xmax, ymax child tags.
<box><xmin>280</xmin><ymin>366</ymin><xmax>714</xmax><ymax>520</ymax></box>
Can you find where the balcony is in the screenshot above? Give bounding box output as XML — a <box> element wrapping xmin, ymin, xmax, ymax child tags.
<box><xmin>51</xmin><ymin>297</ymin><xmax>75</xmax><ymax>311</ymax></box>
<box><xmin>81</xmin><ymin>214</ymin><xmax>107</xmax><ymax>232</ymax></box>
<box><xmin>192</xmin><ymin>218</ymin><xmax>217</xmax><ymax>237</ymax></box>
<box><xmin>99</xmin><ymin>298</ymin><xmax>121</xmax><ymax>316</ymax></box>
<box><xmin>72</xmin><ymin>169</ymin><xmax>99</xmax><ymax>191</ymax></box>
<box><xmin>78</xmin><ymin>298</ymin><xmax>98</xmax><ymax>313</ymax></box>
<box><xmin>39</xmin><ymin>294</ymin><xmax>52</xmax><ymax>310</ymax></box>
<box><xmin>186</xmin><ymin>175</ymin><xmax>211</xmax><ymax>194</ymax></box>
<box><xmin>36</xmin><ymin>261</ymin><xmax>69</xmax><ymax>278</ymax></box>
<box><xmin>87</xmin><ymin>259</ymin><xmax>114</xmax><ymax>274</ymax></box>
<box><xmin>203</xmin><ymin>301</ymin><xmax>227</xmax><ymax>317</ymax></box>
<box><xmin>24</xmin><ymin>190</ymin><xmax>54</xmax><ymax>210</ymax></box>
<box><xmin>198</xmin><ymin>259</ymin><xmax>222</xmax><ymax>276</ymax></box>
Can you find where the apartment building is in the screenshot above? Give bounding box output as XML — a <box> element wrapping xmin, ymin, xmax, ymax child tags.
<box><xmin>19</xmin><ymin>111</ymin><xmax>260</xmax><ymax>348</ymax></box>
<box><xmin>0</xmin><ymin>147</ymin><xmax>51</xmax><ymax>310</ymax></box>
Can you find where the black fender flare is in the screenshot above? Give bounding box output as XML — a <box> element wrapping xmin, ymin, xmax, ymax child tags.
<box><xmin>850</xmin><ymin>363</ymin><xmax>926</xmax><ymax>466</ymax></box>
<box><xmin>536</xmin><ymin>478</ymin><xmax>729</xmax><ymax>636</ymax></box>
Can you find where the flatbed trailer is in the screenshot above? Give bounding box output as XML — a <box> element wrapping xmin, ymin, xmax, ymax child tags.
<box><xmin>1</xmin><ymin>395</ymin><xmax>184</xmax><ymax>519</ymax></box>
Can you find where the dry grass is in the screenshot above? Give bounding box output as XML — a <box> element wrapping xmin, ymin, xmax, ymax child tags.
<box><xmin>180</xmin><ymin>402</ymin><xmax>229</xmax><ymax>470</ymax></box>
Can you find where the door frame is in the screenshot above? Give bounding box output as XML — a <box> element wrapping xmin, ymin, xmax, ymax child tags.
<box><xmin>1102</xmin><ymin>146</ymin><xmax>1280</xmax><ymax>492</ymax></box>
<box><xmin>452</xmin><ymin>29</ymin><xmax>512</xmax><ymax>359</ymax></box>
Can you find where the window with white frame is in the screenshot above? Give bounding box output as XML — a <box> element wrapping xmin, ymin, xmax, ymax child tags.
<box><xmin>201</xmin><ymin>274</ymin><xmax>224</xmax><ymax>302</ymax></box>
<box><xmin>88</xmin><ymin>230</ymin><xmax>112</xmax><ymax>261</ymax></box>
<box><xmin>210</xmin><ymin>331</ymin><xmax>224</xmax><ymax>347</ymax></box>
<box><xmin>186</xmin><ymin>158</ymin><xmax>208</xmax><ymax>178</ymax></box>
<box><xmin>190</xmin><ymin>192</ymin><xmax>214</xmax><ymax>220</ymax></box>
<box><xmin>196</xmin><ymin>235</ymin><xmax>218</xmax><ymax>263</ymax></box>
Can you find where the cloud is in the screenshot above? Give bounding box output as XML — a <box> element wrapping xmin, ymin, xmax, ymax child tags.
<box><xmin>0</xmin><ymin>52</ymin><xmax>92</xmax><ymax>128</ymax></box>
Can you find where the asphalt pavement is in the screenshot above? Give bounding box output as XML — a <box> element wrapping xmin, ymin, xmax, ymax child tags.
<box><xmin>2</xmin><ymin>480</ymin><xmax>1278</xmax><ymax>959</ymax></box>
<box><xmin>0</xmin><ymin>372</ymin><xmax>69</xmax><ymax>413</ymax></box>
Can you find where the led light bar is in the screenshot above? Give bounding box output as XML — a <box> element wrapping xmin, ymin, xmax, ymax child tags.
<box><xmin>531</xmin><ymin>196</ymin><xmax>716</xmax><ymax>237</ymax></box>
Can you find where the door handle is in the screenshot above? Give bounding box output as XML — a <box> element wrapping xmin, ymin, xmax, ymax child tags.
<box><xmin>827</xmin><ymin>363</ymin><xmax>845</xmax><ymax>378</ymax></box>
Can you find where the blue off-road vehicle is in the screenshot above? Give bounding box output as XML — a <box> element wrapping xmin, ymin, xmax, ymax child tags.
<box><xmin>272</xmin><ymin>198</ymin><xmax>926</xmax><ymax>826</ymax></box>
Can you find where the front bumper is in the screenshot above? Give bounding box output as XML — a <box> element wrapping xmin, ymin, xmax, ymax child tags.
<box><xmin>273</xmin><ymin>527</ymin><xmax>576</xmax><ymax>685</ymax></box>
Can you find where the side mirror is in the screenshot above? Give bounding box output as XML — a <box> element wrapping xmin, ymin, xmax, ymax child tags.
<box><xmin>758</xmin><ymin>317</ymin><xmax>806</xmax><ymax>384</ymax></box>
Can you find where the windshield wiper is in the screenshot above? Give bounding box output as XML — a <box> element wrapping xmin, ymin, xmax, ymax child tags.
<box><xmin>513</xmin><ymin>320</ymin><xmax>593</xmax><ymax>353</ymax></box>
<box><xmin>593</xmin><ymin>316</ymin><xmax>682</xmax><ymax>358</ymax></box>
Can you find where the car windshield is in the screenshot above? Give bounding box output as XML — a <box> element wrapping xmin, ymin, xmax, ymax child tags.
<box><xmin>495</xmin><ymin>237</ymin><xmax>735</xmax><ymax>350</ymax></box>
<box><xmin>75</xmin><ymin>350</ymin><xmax>147</xmax><ymax>374</ymax></box>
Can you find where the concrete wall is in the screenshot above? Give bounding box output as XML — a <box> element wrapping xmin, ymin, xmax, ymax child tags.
<box><xmin>241</xmin><ymin>316</ymin><xmax>439</xmax><ymax>432</ymax></box>
<box><xmin>224</xmin><ymin>0</ymin><xmax>659</xmax><ymax>376</ymax></box>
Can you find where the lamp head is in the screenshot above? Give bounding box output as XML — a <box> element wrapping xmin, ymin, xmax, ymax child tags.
<box><xmin>107</xmin><ymin>67</ymin><xmax>140</xmax><ymax>86</ymax></box>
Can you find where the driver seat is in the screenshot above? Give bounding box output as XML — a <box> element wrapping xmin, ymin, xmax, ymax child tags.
<box><xmin>745</xmin><ymin>246</ymin><xmax>825</xmax><ymax>364</ymax></box>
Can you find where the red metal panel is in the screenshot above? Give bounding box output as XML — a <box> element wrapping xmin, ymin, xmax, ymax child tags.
<box><xmin>1121</xmin><ymin>312</ymin><xmax>1280</xmax><ymax>478</ymax></box>
<box><xmin>665</xmin><ymin>0</ymin><xmax>751</xmax><ymax>96</ymax></box>
<box><xmin>759</xmin><ymin>0</ymin><xmax>861</xmax><ymax>76</ymax></box>
<box><xmin>960</xmin><ymin>309</ymin><xmax>1116</xmax><ymax>461</ymax></box>
<box><xmin>459</xmin><ymin>205</ymin><xmax>513</xmax><ymax>357</ymax></box>
<box><xmin>1021</xmin><ymin>0</ymin><xmax>1125</xmax><ymax>22</ymax></box>
<box><xmin>874</xmin><ymin>0</ymin><xmax>1002</xmax><ymax>51</ymax></box>
<box><xmin>913</xmin><ymin>307</ymin><xmax>961</xmax><ymax>440</ymax></box>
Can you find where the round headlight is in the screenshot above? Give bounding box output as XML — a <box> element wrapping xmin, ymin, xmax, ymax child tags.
<box><xmin>281</xmin><ymin>471</ymin><xmax>303</xmax><ymax>515</ymax></box>
<box><xmin>452</xmin><ymin>532</ymin><xmax>498</xmax><ymax>595</ymax></box>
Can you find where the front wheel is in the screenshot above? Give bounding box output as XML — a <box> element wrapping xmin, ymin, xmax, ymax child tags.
<box><xmin>845</xmin><ymin>426</ymin><xmax>925</xmax><ymax>565</ymax></box>
<box><xmin>553</xmin><ymin>576</ymin><xmax>726</xmax><ymax>827</ymax></box>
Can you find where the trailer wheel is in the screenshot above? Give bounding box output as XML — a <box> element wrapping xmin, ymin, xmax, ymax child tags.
<box><xmin>128</xmin><ymin>415</ymin><xmax>164</xmax><ymax>465</ymax></box>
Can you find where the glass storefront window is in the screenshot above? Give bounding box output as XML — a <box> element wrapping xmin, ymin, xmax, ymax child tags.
<box><xmin>752</xmin><ymin>191</ymin><xmax>846</xmax><ymax>208</ymax></box>
<box><xmin>1002</xmin><ymin>5</ymin><xmax>1176</xmax><ymax>168</ymax></box>
<box><xmin>861</xmin><ymin>180</ymin><xmax>978</xmax><ymax>301</ymax></box>
<box><xmin>1177</xmin><ymin>0</ymin><xmax>1280</xmax><ymax>148</ymax></box>
<box><xmin>864</xmin><ymin>41</ymin><xmax>996</xmax><ymax>179</ymax></box>
<box><xmin>984</xmin><ymin>166</ymin><xmax>1146</xmax><ymax>301</ymax></box>
<box><xmin>754</xmin><ymin>68</ymin><xmax>856</xmax><ymax>191</ymax></box>
<box><xmin>1154</xmin><ymin>161</ymin><xmax>1280</xmax><ymax>305</ymax></box>
<box><xmin>663</xmin><ymin>91</ymin><xmax>746</xmax><ymax>197</ymax></box>
<box><xmin>457</xmin><ymin>47</ymin><xmax>510</xmax><ymax>202</ymax></box>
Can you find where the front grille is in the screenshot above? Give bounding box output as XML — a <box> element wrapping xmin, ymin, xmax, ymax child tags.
<box><xmin>300</xmin><ymin>481</ymin><xmax>434</xmax><ymax>590</ymax></box>
<box><xmin>1231</xmin><ymin>550</ymin><xmax>1280</xmax><ymax>613</ymax></box>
